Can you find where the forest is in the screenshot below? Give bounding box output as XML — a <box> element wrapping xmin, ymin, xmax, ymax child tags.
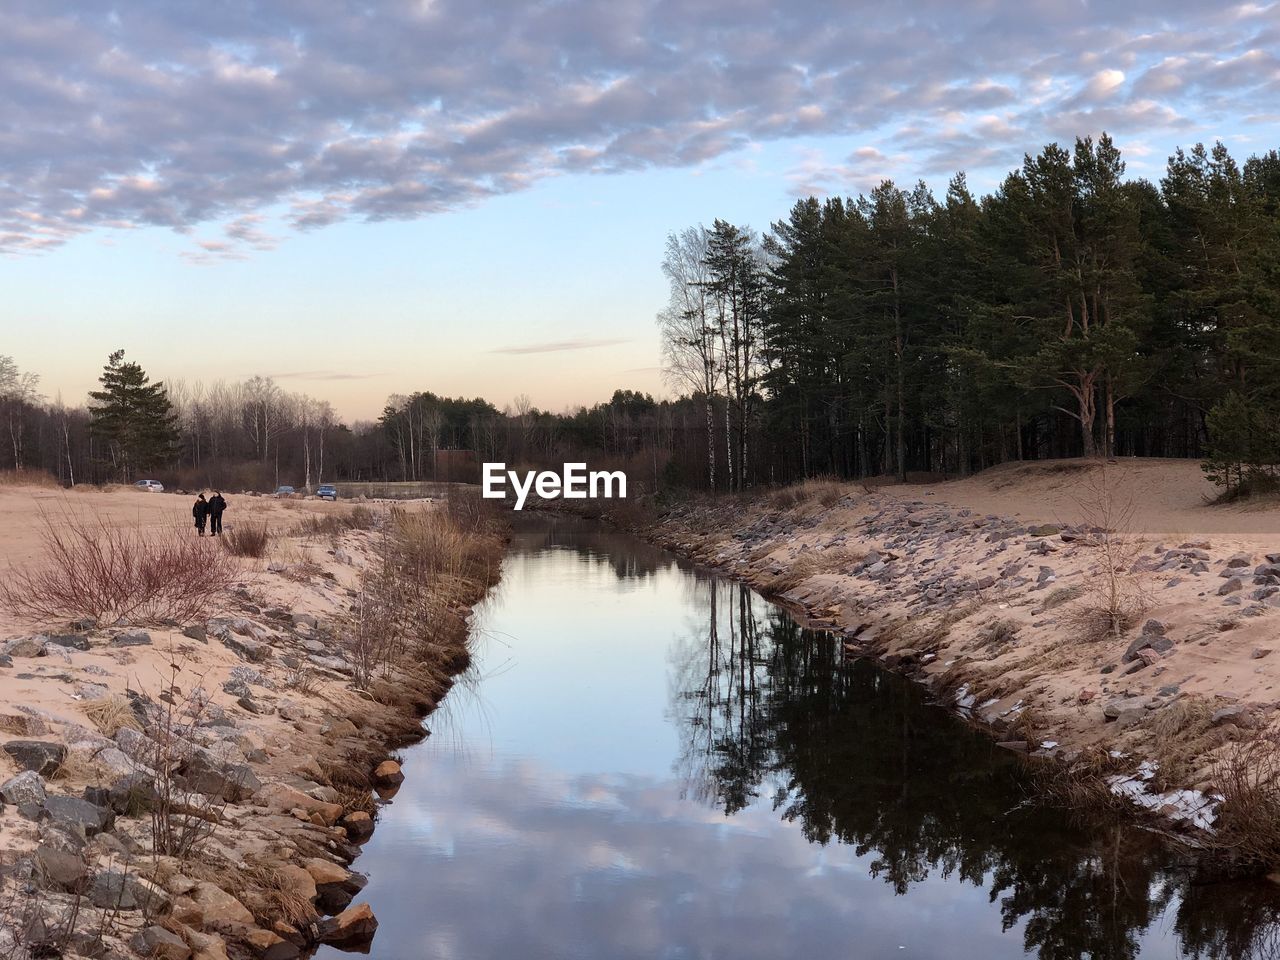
<box><xmin>2</xmin><ymin>133</ymin><xmax>1277</xmax><ymax>495</ymax></box>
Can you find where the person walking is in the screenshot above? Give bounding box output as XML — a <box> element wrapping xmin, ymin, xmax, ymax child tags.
<box><xmin>208</xmin><ymin>491</ymin><xmax>227</xmax><ymax>536</ymax></box>
<box><xmin>192</xmin><ymin>493</ymin><xmax>209</xmax><ymax>536</ymax></box>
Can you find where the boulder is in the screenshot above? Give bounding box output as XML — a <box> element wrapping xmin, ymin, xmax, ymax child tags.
<box><xmin>1218</xmin><ymin>577</ymin><xmax>1244</xmax><ymax>596</ymax></box>
<box><xmin>373</xmin><ymin>760</ymin><xmax>404</xmax><ymax>787</ymax></box>
<box><xmin>89</xmin><ymin>871</ymin><xmax>171</xmax><ymax>912</ymax></box>
<box><xmin>46</xmin><ymin>634</ymin><xmax>90</xmax><ymax>651</ymax></box>
<box><xmin>3</xmin><ymin>740</ymin><xmax>66</xmax><ymax>776</ymax></box>
<box><xmin>1</xmin><ymin>636</ymin><xmax>48</xmax><ymax>658</ymax></box>
<box><xmin>304</xmin><ymin>859</ymin><xmax>366</xmax><ymax>914</ymax></box>
<box><xmin>255</xmin><ymin>783</ymin><xmax>342</xmax><ymax>825</ymax></box>
<box><xmin>35</xmin><ymin>844</ymin><xmax>88</xmax><ymax>893</ymax></box>
<box><xmin>109</xmin><ymin>772</ymin><xmax>159</xmax><ymax>813</ymax></box>
<box><xmin>1</xmin><ymin>770</ymin><xmax>47</xmax><ymax>806</ymax></box>
<box><xmin>340</xmin><ymin>810</ymin><xmax>374</xmax><ymax>841</ymax></box>
<box><xmin>43</xmin><ymin>795</ymin><xmax>113</xmax><ymax>837</ymax></box>
<box><xmin>1122</xmin><ymin>634</ymin><xmax>1173</xmax><ymax>663</ymax></box>
<box><xmin>276</xmin><ymin>863</ymin><xmax>317</xmax><ymax>904</ymax></box>
<box><xmin>1211</xmin><ymin>705</ymin><xmax>1258</xmax><ymax>729</ymax></box>
<box><xmin>314</xmin><ymin>902</ymin><xmax>377</xmax><ymax>946</ymax></box>
<box><xmin>111</xmin><ymin>629</ymin><xmax>153</xmax><ymax>647</ymax></box>
<box><xmin>130</xmin><ymin>926</ymin><xmax>192</xmax><ymax>960</ymax></box>
<box><xmin>190</xmin><ymin>881</ymin><xmax>254</xmax><ymax>927</ymax></box>
<box><xmin>237</xmin><ymin>927</ymin><xmax>300</xmax><ymax>960</ymax></box>
<box><xmin>178</xmin><ymin>752</ymin><xmax>261</xmax><ymax>802</ymax></box>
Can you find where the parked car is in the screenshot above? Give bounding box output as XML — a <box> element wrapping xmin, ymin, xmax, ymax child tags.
<box><xmin>274</xmin><ymin>485</ymin><xmax>296</xmax><ymax>497</ymax></box>
<box><xmin>317</xmin><ymin>484</ymin><xmax>338</xmax><ymax>501</ymax></box>
<box><xmin>134</xmin><ymin>479</ymin><xmax>164</xmax><ymax>493</ymax></box>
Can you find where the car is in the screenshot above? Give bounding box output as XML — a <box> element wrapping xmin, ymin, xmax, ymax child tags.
<box><xmin>316</xmin><ymin>484</ymin><xmax>338</xmax><ymax>501</ymax></box>
<box><xmin>134</xmin><ymin>479</ymin><xmax>164</xmax><ymax>493</ymax></box>
<box><xmin>274</xmin><ymin>485</ymin><xmax>296</xmax><ymax>497</ymax></box>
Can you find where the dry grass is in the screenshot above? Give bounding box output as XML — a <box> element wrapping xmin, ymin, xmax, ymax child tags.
<box><xmin>1031</xmin><ymin>746</ymin><xmax>1135</xmax><ymax>818</ymax></box>
<box><xmin>0</xmin><ymin>468</ymin><xmax>58</xmax><ymax>487</ymax></box>
<box><xmin>755</xmin><ymin>546</ymin><xmax>865</xmax><ymax>594</ymax></box>
<box><xmin>295</xmin><ymin>504</ymin><xmax>378</xmax><ymax>540</ymax></box>
<box><xmin>221</xmin><ymin>521</ymin><xmax>272</xmax><ymax>558</ymax></box>
<box><xmin>0</xmin><ymin>511</ymin><xmax>240</xmax><ymax>624</ymax></box>
<box><xmin>1038</xmin><ymin>584</ymin><xmax>1086</xmax><ymax>611</ymax></box>
<box><xmin>80</xmin><ymin>695</ymin><xmax>142</xmax><ymax>737</ymax></box>
<box><xmin>767</xmin><ymin>476</ymin><xmax>848</xmax><ymax>512</ymax></box>
<box><xmin>240</xmin><ymin>854</ymin><xmax>318</xmax><ymax>925</ymax></box>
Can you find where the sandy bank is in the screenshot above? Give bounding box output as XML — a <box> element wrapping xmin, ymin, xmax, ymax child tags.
<box><xmin>0</xmin><ymin>484</ymin><xmax>503</xmax><ymax>959</ymax></box>
<box><xmin>631</xmin><ymin>459</ymin><xmax>1280</xmax><ymax>847</ymax></box>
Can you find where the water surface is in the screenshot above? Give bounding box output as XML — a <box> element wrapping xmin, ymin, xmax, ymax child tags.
<box><xmin>315</xmin><ymin>515</ymin><xmax>1279</xmax><ymax>960</ymax></box>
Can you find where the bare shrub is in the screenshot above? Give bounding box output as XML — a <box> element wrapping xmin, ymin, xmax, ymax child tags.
<box><xmin>1062</xmin><ymin>464</ymin><xmax>1149</xmax><ymax>641</ymax></box>
<box><xmin>222</xmin><ymin>521</ymin><xmax>272</xmax><ymax>558</ymax></box>
<box><xmin>1209</xmin><ymin>735</ymin><xmax>1280</xmax><ymax>869</ymax></box>
<box><xmin>0</xmin><ymin>512</ymin><xmax>240</xmax><ymax>624</ymax></box>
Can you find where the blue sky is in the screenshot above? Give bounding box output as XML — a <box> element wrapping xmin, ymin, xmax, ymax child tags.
<box><xmin>2</xmin><ymin>1</ymin><xmax>1278</xmax><ymax>420</ymax></box>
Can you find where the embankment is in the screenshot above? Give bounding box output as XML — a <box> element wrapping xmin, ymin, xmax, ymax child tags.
<box><xmin>0</xmin><ymin>485</ymin><xmax>506</xmax><ymax>959</ymax></box>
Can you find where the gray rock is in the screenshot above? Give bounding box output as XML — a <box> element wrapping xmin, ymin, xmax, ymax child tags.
<box><xmin>111</xmin><ymin>629</ymin><xmax>152</xmax><ymax>647</ymax></box>
<box><xmin>1</xmin><ymin>770</ymin><xmax>47</xmax><ymax>806</ymax></box>
<box><xmin>177</xmin><ymin>752</ymin><xmax>261</xmax><ymax>802</ymax></box>
<box><xmin>1122</xmin><ymin>635</ymin><xmax>1174</xmax><ymax>663</ymax></box>
<box><xmin>1140</xmin><ymin>619</ymin><xmax>1168</xmax><ymax>636</ymax></box>
<box><xmin>3</xmin><ymin>740</ymin><xmax>66</xmax><ymax>777</ymax></box>
<box><xmin>45</xmin><ymin>634</ymin><xmax>90</xmax><ymax>651</ymax></box>
<box><xmin>43</xmin><ymin>795</ymin><xmax>113</xmax><ymax>838</ymax></box>
<box><xmin>1</xmin><ymin>635</ymin><xmax>47</xmax><ymax>658</ymax></box>
<box><xmin>108</xmin><ymin>773</ymin><xmax>158</xmax><ymax>814</ymax></box>
<box><xmin>36</xmin><ymin>844</ymin><xmax>88</xmax><ymax>892</ymax></box>
<box><xmin>222</xmin><ymin>679</ymin><xmax>252</xmax><ymax>699</ymax></box>
<box><xmin>0</xmin><ymin>654</ymin><xmax>11</xmax><ymax>667</ymax></box>
<box><xmin>88</xmin><ymin>870</ymin><xmax>170</xmax><ymax>912</ymax></box>
<box><xmin>130</xmin><ymin>926</ymin><xmax>191</xmax><ymax>960</ymax></box>
<box><xmin>308</xmin><ymin>654</ymin><xmax>354</xmax><ymax>675</ymax></box>
<box><xmin>1226</xmin><ymin>552</ymin><xmax>1253</xmax><ymax>568</ymax></box>
<box><xmin>1211</xmin><ymin>705</ymin><xmax>1258</xmax><ymax>729</ymax></box>
<box><xmin>221</xmin><ymin>632</ymin><xmax>271</xmax><ymax>663</ymax></box>
<box><xmin>1218</xmin><ymin>577</ymin><xmax>1243</xmax><ymax>595</ymax></box>
<box><xmin>181</xmin><ymin>624</ymin><xmax>207</xmax><ymax>642</ymax></box>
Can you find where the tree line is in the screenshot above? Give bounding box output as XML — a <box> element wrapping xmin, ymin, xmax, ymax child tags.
<box><xmin>660</xmin><ymin>133</ymin><xmax>1280</xmax><ymax>493</ymax></box>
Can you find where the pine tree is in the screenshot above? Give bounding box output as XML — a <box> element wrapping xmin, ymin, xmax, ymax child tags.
<box><xmin>89</xmin><ymin>350</ymin><xmax>179</xmax><ymax>479</ymax></box>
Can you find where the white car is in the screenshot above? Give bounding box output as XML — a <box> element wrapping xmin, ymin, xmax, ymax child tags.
<box><xmin>134</xmin><ymin>479</ymin><xmax>164</xmax><ymax>493</ymax></box>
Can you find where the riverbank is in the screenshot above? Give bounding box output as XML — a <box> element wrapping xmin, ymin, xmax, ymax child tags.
<box><xmin>608</xmin><ymin>459</ymin><xmax>1280</xmax><ymax>856</ymax></box>
<box><xmin>0</xmin><ymin>484</ymin><xmax>505</xmax><ymax>959</ymax></box>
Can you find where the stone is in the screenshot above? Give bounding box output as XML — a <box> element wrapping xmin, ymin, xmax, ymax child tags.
<box><xmin>43</xmin><ymin>795</ymin><xmax>113</xmax><ymax>837</ymax></box>
<box><xmin>1</xmin><ymin>770</ymin><xmax>47</xmax><ymax>806</ymax></box>
<box><xmin>1028</xmin><ymin>524</ymin><xmax>1060</xmax><ymax>537</ymax></box>
<box><xmin>130</xmin><ymin>926</ymin><xmax>192</xmax><ymax>960</ymax></box>
<box><xmin>239</xmin><ymin>927</ymin><xmax>300</xmax><ymax>960</ymax></box>
<box><xmin>1077</xmin><ymin>688</ymin><xmax>1097</xmax><ymax>704</ymax></box>
<box><xmin>1103</xmin><ymin>696</ymin><xmax>1149</xmax><ymax>723</ymax></box>
<box><xmin>36</xmin><ymin>844</ymin><xmax>88</xmax><ymax>892</ymax></box>
<box><xmin>255</xmin><ymin>783</ymin><xmax>342</xmax><ymax>825</ymax></box>
<box><xmin>89</xmin><ymin>871</ymin><xmax>171</xmax><ymax>912</ymax></box>
<box><xmin>1122</xmin><ymin>634</ymin><xmax>1173</xmax><ymax>663</ymax></box>
<box><xmin>190</xmin><ymin>881</ymin><xmax>254</xmax><ymax>926</ymax></box>
<box><xmin>186</xmin><ymin>930</ymin><xmax>230</xmax><ymax>960</ymax></box>
<box><xmin>1140</xmin><ymin>619</ymin><xmax>1168</xmax><ymax>636</ymax></box>
<box><xmin>373</xmin><ymin>759</ymin><xmax>404</xmax><ymax>787</ymax></box>
<box><xmin>1</xmin><ymin>635</ymin><xmax>48</xmax><ymax>657</ymax></box>
<box><xmin>276</xmin><ymin>863</ymin><xmax>317</xmax><ymax>904</ymax></box>
<box><xmin>1218</xmin><ymin>577</ymin><xmax>1244</xmax><ymax>595</ymax></box>
<box><xmin>291</xmin><ymin>613</ymin><xmax>318</xmax><ymax>630</ymax></box>
<box><xmin>1211</xmin><ymin>705</ymin><xmax>1258</xmax><ymax>729</ymax></box>
<box><xmin>179</xmin><ymin>752</ymin><xmax>261</xmax><ymax>802</ymax></box>
<box><xmin>314</xmin><ymin>902</ymin><xmax>378</xmax><ymax>946</ymax></box>
<box><xmin>1226</xmin><ymin>552</ymin><xmax>1253</xmax><ymax>568</ymax></box>
<box><xmin>182</xmin><ymin>624</ymin><xmax>207</xmax><ymax>642</ymax></box>
<box><xmin>1254</xmin><ymin>648</ymin><xmax>1273</xmax><ymax>659</ymax></box>
<box><xmin>46</xmin><ymin>634</ymin><xmax>90</xmax><ymax>651</ymax></box>
<box><xmin>111</xmin><ymin>629</ymin><xmax>152</xmax><ymax>647</ymax></box>
<box><xmin>3</xmin><ymin>740</ymin><xmax>66</xmax><ymax>776</ymax></box>
<box><xmin>340</xmin><ymin>810</ymin><xmax>374</xmax><ymax>841</ymax></box>
<box><xmin>109</xmin><ymin>772</ymin><xmax>159</xmax><ymax>814</ymax></box>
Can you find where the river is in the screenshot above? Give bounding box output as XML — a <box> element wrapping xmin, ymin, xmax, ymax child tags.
<box><xmin>313</xmin><ymin>514</ymin><xmax>1279</xmax><ymax>960</ymax></box>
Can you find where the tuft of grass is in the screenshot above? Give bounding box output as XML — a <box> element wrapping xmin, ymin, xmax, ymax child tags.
<box><xmin>0</xmin><ymin>468</ymin><xmax>59</xmax><ymax>487</ymax></box>
<box><xmin>222</xmin><ymin>521</ymin><xmax>272</xmax><ymax>558</ymax></box>
<box><xmin>1040</xmin><ymin>584</ymin><xmax>1086</xmax><ymax>611</ymax></box>
<box><xmin>1210</xmin><ymin>735</ymin><xmax>1280</xmax><ymax>870</ymax></box>
<box><xmin>80</xmin><ymin>695</ymin><xmax>143</xmax><ymax>737</ymax></box>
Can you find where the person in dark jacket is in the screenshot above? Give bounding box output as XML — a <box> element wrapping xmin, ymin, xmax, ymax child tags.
<box><xmin>192</xmin><ymin>494</ymin><xmax>209</xmax><ymax>536</ymax></box>
<box><xmin>208</xmin><ymin>491</ymin><xmax>227</xmax><ymax>536</ymax></box>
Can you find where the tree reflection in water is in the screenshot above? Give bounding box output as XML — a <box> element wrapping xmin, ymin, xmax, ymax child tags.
<box><xmin>667</xmin><ymin>578</ymin><xmax>1280</xmax><ymax>960</ymax></box>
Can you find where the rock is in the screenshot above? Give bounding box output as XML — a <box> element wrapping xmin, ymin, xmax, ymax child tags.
<box><xmin>1218</xmin><ymin>577</ymin><xmax>1244</xmax><ymax>595</ymax></box>
<box><xmin>340</xmin><ymin>810</ymin><xmax>374</xmax><ymax>841</ymax></box>
<box><xmin>314</xmin><ymin>902</ymin><xmax>378</xmax><ymax>946</ymax></box>
<box><xmin>373</xmin><ymin>760</ymin><xmax>404</xmax><ymax>787</ymax></box>
<box><xmin>1140</xmin><ymin>619</ymin><xmax>1168</xmax><ymax>636</ymax></box>
<box><xmin>130</xmin><ymin>926</ymin><xmax>192</xmax><ymax>960</ymax></box>
<box><xmin>190</xmin><ymin>881</ymin><xmax>254</xmax><ymax>926</ymax></box>
<box><xmin>307</xmin><ymin>654</ymin><xmax>353</xmax><ymax>675</ymax></box>
<box><xmin>112</xmin><ymin>629</ymin><xmax>153</xmax><ymax>647</ymax></box>
<box><xmin>1</xmin><ymin>770</ymin><xmax>47</xmax><ymax>806</ymax></box>
<box><xmin>1253</xmin><ymin>648</ymin><xmax>1273</xmax><ymax>659</ymax></box>
<box><xmin>1226</xmin><ymin>552</ymin><xmax>1253</xmax><ymax>568</ymax></box>
<box><xmin>221</xmin><ymin>633</ymin><xmax>271</xmax><ymax>663</ymax></box>
<box><xmin>237</xmin><ymin>696</ymin><xmax>268</xmax><ymax>715</ymax></box>
<box><xmin>1103</xmin><ymin>696</ymin><xmax>1149</xmax><ymax>723</ymax></box>
<box><xmin>0</xmin><ymin>654</ymin><xmax>11</xmax><ymax>667</ymax></box>
<box><xmin>43</xmin><ymin>795</ymin><xmax>113</xmax><ymax>837</ymax></box>
<box><xmin>276</xmin><ymin>863</ymin><xmax>317</xmax><ymax>904</ymax></box>
<box><xmin>1211</xmin><ymin>705</ymin><xmax>1258</xmax><ymax>729</ymax></box>
<box><xmin>1028</xmin><ymin>524</ymin><xmax>1060</xmax><ymax>537</ymax></box>
<box><xmin>238</xmin><ymin>927</ymin><xmax>300</xmax><ymax>960</ymax></box>
<box><xmin>1077</xmin><ymin>689</ymin><xmax>1097</xmax><ymax>704</ymax></box>
<box><xmin>89</xmin><ymin>871</ymin><xmax>171</xmax><ymax>912</ymax></box>
<box><xmin>3</xmin><ymin>740</ymin><xmax>66</xmax><ymax>776</ymax></box>
<box><xmin>1122</xmin><ymin>634</ymin><xmax>1173</xmax><ymax>663</ymax></box>
<box><xmin>182</xmin><ymin>624</ymin><xmax>207</xmax><ymax>642</ymax></box>
<box><xmin>267</xmin><ymin>561</ymin><xmax>288</xmax><ymax>573</ymax></box>
<box><xmin>1</xmin><ymin>635</ymin><xmax>48</xmax><ymax>657</ymax></box>
<box><xmin>1036</xmin><ymin>566</ymin><xmax>1056</xmax><ymax>583</ymax></box>
<box><xmin>109</xmin><ymin>772</ymin><xmax>159</xmax><ymax>813</ymax></box>
<box><xmin>321</xmin><ymin>717</ymin><xmax>359</xmax><ymax>740</ymax></box>
<box><xmin>46</xmin><ymin>634</ymin><xmax>91</xmax><ymax>651</ymax></box>
<box><xmin>36</xmin><ymin>844</ymin><xmax>88</xmax><ymax>892</ymax></box>
<box><xmin>255</xmin><ymin>783</ymin><xmax>342</xmax><ymax>825</ymax></box>
<box><xmin>222</xmin><ymin>679</ymin><xmax>252</xmax><ymax>699</ymax></box>
<box><xmin>291</xmin><ymin>613</ymin><xmax>318</xmax><ymax>630</ymax></box>
<box><xmin>178</xmin><ymin>752</ymin><xmax>261</xmax><ymax>802</ymax></box>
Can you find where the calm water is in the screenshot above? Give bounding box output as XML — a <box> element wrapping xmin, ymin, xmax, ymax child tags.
<box><xmin>314</xmin><ymin>515</ymin><xmax>1279</xmax><ymax>960</ymax></box>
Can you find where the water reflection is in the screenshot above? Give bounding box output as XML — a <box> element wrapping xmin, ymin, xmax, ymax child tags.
<box><xmin>313</xmin><ymin>516</ymin><xmax>1280</xmax><ymax>960</ymax></box>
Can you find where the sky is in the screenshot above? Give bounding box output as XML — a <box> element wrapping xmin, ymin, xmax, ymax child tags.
<box><xmin>2</xmin><ymin>1</ymin><xmax>1278</xmax><ymax>422</ymax></box>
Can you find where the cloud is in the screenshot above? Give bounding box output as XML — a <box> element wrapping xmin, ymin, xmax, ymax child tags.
<box><xmin>490</xmin><ymin>338</ymin><xmax>630</xmax><ymax>355</ymax></box>
<box><xmin>1</xmin><ymin>1</ymin><xmax>1277</xmax><ymax>256</ymax></box>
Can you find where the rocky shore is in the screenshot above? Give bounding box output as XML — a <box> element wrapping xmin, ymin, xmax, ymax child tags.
<box><xmin>0</xmin><ymin>489</ymin><xmax>504</xmax><ymax>959</ymax></box>
<box><xmin>613</xmin><ymin>465</ymin><xmax>1280</xmax><ymax>848</ymax></box>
